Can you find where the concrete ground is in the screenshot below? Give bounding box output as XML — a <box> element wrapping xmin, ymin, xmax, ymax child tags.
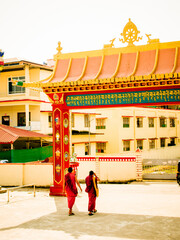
<box><xmin>0</xmin><ymin>181</ymin><xmax>180</xmax><ymax>240</ymax></box>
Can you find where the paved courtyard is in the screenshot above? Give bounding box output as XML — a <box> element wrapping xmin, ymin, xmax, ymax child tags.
<box><xmin>0</xmin><ymin>181</ymin><xmax>180</xmax><ymax>240</ymax></box>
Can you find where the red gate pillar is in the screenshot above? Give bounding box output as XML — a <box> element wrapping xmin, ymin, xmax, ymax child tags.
<box><xmin>50</xmin><ymin>103</ymin><xmax>70</xmax><ymax>196</ymax></box>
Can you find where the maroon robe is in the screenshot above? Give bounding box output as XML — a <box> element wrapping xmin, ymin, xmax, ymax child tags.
<box><xmin>85</xmin><ymin>175</ymin><xmax>98</xmax><ymax>212</ymax></box>
<box><xmin>65</xmin><ymin>172</ymin><xmax>77</xmax><ymax>209</ymax></box>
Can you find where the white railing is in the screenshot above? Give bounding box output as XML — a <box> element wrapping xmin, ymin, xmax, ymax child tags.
<box><xmin>6</xmin><ymin>184</ymin><xmax>36</xmax><ymax>203</ymax></box>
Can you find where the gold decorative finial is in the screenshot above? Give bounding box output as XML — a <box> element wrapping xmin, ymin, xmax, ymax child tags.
<box><xmin>145</xmin><ymin>34</ymin><xmax>159</xmax><ymax>44</ymax></box>
<box><xmin>119</xmin><ymin>18</ymin><xmax>142</xmax><ymax>46</ymax></box>
<box><xmin>56</xmin><ymin>41</ymin><xmax>62</xmax><ymax>54</ymax></box>
<box><xmin>103</xmin><ymin>38</ymin><xmax>116</xmax><ymax>49</ymax></box>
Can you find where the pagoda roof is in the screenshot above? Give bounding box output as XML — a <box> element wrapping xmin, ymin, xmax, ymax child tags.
<box><xmin>23</xmin><ymin>20</ymin><xmax>180</xmax><ymax>92</ymax></box>
<box><xmin>24</xmin><ymin>41</ymin><xmax>180</xmax><ymax>89</ymax></box>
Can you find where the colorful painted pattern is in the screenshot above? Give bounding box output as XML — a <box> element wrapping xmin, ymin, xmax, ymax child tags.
<box><xmin>0</xmin><ymin>50</ymin><xmax>4</xmax><ymax>71</ymax></box>
<box><xmin>77</xmin><ymin>157</ymin><xmax>136</xmax><ymax>162</ymax></box>
<box><xmin>66</xmin><ymin>89</ymin><xmax>180</xmax><ymax>107</ymax></box>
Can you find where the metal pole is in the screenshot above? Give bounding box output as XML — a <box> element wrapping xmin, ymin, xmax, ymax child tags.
<box><xmin>7</xmin><ymin>190</ymin><xmax>9</xmax><ymax>203</ymax></box>
<box><xmin>34</xmin><ymin>185</ymin><xmax>36</xmax><ymax>197</ymax></box>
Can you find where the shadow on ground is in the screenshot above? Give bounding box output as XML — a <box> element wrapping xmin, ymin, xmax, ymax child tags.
<box><xmin>0</xmin><ymin>197</ymin><xmax>180</xmax><ymax>240</ymax></box>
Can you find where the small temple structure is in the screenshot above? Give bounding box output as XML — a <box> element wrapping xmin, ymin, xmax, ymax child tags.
<box><xmin>22</xmin><ymin>19</ymin><xmax>180</xmax><ymax>196</ymax></box>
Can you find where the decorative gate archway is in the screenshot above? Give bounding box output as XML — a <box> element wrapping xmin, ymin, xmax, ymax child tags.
<box><xmin>23</xmin><ymin>19</ymin><xmax>180</xmax><ymax>195</ymax></box>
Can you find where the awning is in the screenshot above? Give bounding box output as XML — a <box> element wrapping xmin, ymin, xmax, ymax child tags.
<box><xmin>0</xmin><ymin>124</ymin><xmax>50</xmax><ymax>144</ymax></box>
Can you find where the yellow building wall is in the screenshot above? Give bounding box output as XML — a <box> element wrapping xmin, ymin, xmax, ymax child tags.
<box><xmin>40</xmin><ymin>112</ymin><xmax>53</xmax><ymax>135</ymax></box>
<box><xmin>0</xmin><ymin>70</ymin><xmax>25</xmax><ymax>100</ymax></box>
<box><xmin>89</xmin><ymin>107</ymin><xmax>180</xmax><ymax>157</ymax></box>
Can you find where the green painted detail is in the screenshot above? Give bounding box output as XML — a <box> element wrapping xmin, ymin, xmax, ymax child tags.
<box><xmin>66</xmin><ymin>89</ymin><xmax>180</xmax><ymax>107</ymax></box>
<box><xmin>0</xmin><ymin>146</ymin><xmax>52</xmax><ymax>163</ymax></box>
<box><xmin>16</xmin><ymin>81</ymin><xmax>24</xmax><ymax>86</ymax></box>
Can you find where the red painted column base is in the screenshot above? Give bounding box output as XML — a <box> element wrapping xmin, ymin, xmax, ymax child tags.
<box><xmin>49</xmin><ymin>185</ymin><xmax>66</xmax><ymax>196</ymax></box>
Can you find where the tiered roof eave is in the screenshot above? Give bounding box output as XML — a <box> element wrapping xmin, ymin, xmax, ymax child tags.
<box><xmin>23</xmin><ymin>40</ymin><xmax>180</xmax><ymax>93</ymax></box>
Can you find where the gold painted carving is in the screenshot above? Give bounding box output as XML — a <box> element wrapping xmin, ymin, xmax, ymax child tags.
<box><xmin>145</xmin><ymin>34</ymin><xmax>159</xmax><ymax>44</ymax></box>
<box><xmin>56</xmin><ymin>41</ymin><xmax>62</xmax><ymax>54</ymax></box>
<box><xmin>103</xmin><ymin>38</ymin><xmax>116</xmax><ymax>49</ymax></box>
<box><xmin>119</xmin><ymin>19</ymin><xmax>142</xmax><ymax>46</ymax></box>
<box><xmin>54</xmin><ymin>41</ymin><xmax>63</xmax><ymax>60</ymax></box>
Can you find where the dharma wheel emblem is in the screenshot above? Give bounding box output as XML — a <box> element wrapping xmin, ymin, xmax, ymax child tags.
<box><xmin>119</xmin><ymin>18</ymin><xmax>142</xmax><ymax>46</ymax></box>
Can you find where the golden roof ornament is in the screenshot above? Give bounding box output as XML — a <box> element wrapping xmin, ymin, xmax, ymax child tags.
<box><xmin>54</xmin><ymin>41</ymin><xmax>63</xmax><ymax>60</ymax></box>
<box><xmin>119</xmin><ymin>18</ymin><xmax>142</xmax><ymax>46</ymax></box>
<box><xmin>56</xmin><ymin>41</ymin><xmax>62</xmax><ymax>54</ymax></box>
<box><xmin>103</xmin><ymin>38</ymin><xmax>116</xmax><ymax>49</ymax></box>
<box><xmin>145</xmin><ymin>34</ymin><xmax>159</xmax><ymax>44</ymax></box>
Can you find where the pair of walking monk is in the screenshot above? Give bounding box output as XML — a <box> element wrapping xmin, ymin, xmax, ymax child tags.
<box><xmin>64</xmin><ymin>167</ymin><xmax>100</xmax><ymax>216</ymax></box>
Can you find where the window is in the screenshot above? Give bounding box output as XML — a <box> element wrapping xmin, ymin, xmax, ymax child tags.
<box><xmin>71</xmin><ymin>113</ymin><xmax>75</xmax><ymax>128</ymax></box>
<box><xmin>84</xmin><ymin>114</ymin><xmax>90</xmax><ymax>127</ymax></box>
<box><xmin>170</xmin><ymin>118</ymin><xmax>175</xmax><ymax>127</ymax></box>
<box><xmin>160</xmin><ymin>117</ymin><xmax>167</xmax><ymax>127</ymax></box>
<box><xmin>2</xmin><ymin>116</ymin><xmax>10</xmax><ymax>126</ymax></box>
<box><xmin>148</xmin><ymin>118</ymin><xmax>154</xmax><ymax>128</ymax></box>
<box><xmin>96</xmin><ymin>118</ymin><xmax>106</xmax><ymax>129</ymax></box>
<box><xmin>8</xmin><ymin>77</ymin><xmax>25</xmax><ymax>94</ymax></box>
<box><xmin>160</xmin><ymin>138</ymin><xmax>165</xmax><ymax>147</ymax></box>
<box><xmin>123</xmin><ymin>117</ymin><xmax>130</xmax><ymax>128</ymax></box>
<box><xmin>123</xmin><ymin>141</ymin><xmax>130</xmax><ymax>151</ymax></box>
<box><xmin>137</xmin><ymin>140</ymin><xmax>143</xmax><ymax>150</ymax></box>
<box><xmin>96</xmin><ymin>142</ymin><xmax>106</xmax><ymax>153</ymax></box>
<box><xmin>149</xmin><ymin>139</ymin><xmax>155</xmax><ymax>149</ymax></box>
<box><xmin>137</xmin><ymin>117</ymin><xmax>143</xmax><ymax>128</ymax></box>
<box><xmin>168</xmin><ymin>138</ymin><xmax>176</xmax><ymax>146</ymax></box>
<box><xmin>85</xmin><ymin>143</ymin><xmax>90</xmax><ymax>155</ymax></box>
<box><xmin>72</xmin><ymin>144</ymin><xmax>75</xmax><ymax>155</ymax></box>
<box><xmin>17</xmin><ymin>112</ymin><xmax>31</xmax><ymax>126</ymax></box>
<box><xmin>48</xmin><ymin>113</ymin><xmax>52</xmax><ymax>128</ymax></box>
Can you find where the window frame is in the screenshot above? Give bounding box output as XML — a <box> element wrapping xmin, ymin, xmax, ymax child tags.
<box><xmin>148</xmin><ymin>118</ymin><xmax>154</xmax><ymax>128</ymax></box>
<box><xmin>149</xmin><ymin>139</ymin><xmax>155</xmax><ymax>149</ymax></box>
<box><xmin>160</xmin><ymin>138</ymin><xmax>166</xmax><ymax>148</ymax></box>
<box><xmin>96</xmin><ymin>118</ymin><xmax>106</xmax><ymax>129</ymax></box>
<box><xmin>137</xmin><ymin>140</ymin><xmax>143</xmax><ymax>150</ymax></box>
<box><xmin>96</xmin><ymin>142</ymin><xmax>106</xmax><ymax>153</ymax></box>
<box><xmin>84</xmin><ymin>114</ymin><xmax>90</xmax><ymax>128</ymax></box>
<box><xmin>169</xmin><ymin>118</ymin><xmax>175</xmax><ymax>128</ymax></box>
<box><xmin>123</xmin><ymin>117</ymin><xmax>130</xmax><ymax>128</ymax></box>
<box><xmin>136</xmin><ymin>117</ymin><xmax>143</xmax><ymax>128</ymax></box>
<box><xmin>48</xmin><ymin>113</ymin><xmax>52</xmax><ymax>128</ymax></box>
<box><xmin>159</xmin><ymin>117</ymin><xmax>167</xmax><ymax>128</ymax></box>
<box><xmin>8</xmin><ymin>76</ymin><xmax>25</xmax><ymax>95</ymax></box>
<box><xmin>123</xmin><ymin>141</ymin><xmax>130</xmax><ymax>151</ymax></box>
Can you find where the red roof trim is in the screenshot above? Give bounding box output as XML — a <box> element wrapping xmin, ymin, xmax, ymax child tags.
<box><xmin>122</xmin><ymin>139</ymin><xmax>134</xmax><ymax>141</ymax></box>
<box><xmin>135</xmin><ymin>116</ymin><xmax>146</xmax><ymax>118</ymax></box>
<box><xmin>148</xmin><ymin>138</ymin><xmax>158</xmax><ymax>140</ymax></box>
<box><xmin>136</xmin><ymin>138</ymin><xmax>147</xmax><ymax>140</ymax></box>
<box><xmin>122</xmin><ymin>116</ymin><xmax>133</xmax><ymax>118</ymax></box>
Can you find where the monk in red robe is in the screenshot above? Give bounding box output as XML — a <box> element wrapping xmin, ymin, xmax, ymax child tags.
<box><xmin>85</xmin><ymin>171</ymin><xmax>100</xmax><ymax>216</ymax></box>
<box><xmin>65</xmin><ymin>167</ymin><xmax>82</xmax><ymax>216</ymax></box>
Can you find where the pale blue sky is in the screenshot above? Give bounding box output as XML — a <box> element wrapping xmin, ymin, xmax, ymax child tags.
<box><xmin>1</xmin><ymin>0</ymin><xmax>180</xmax><ymax>64</ymax></box>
